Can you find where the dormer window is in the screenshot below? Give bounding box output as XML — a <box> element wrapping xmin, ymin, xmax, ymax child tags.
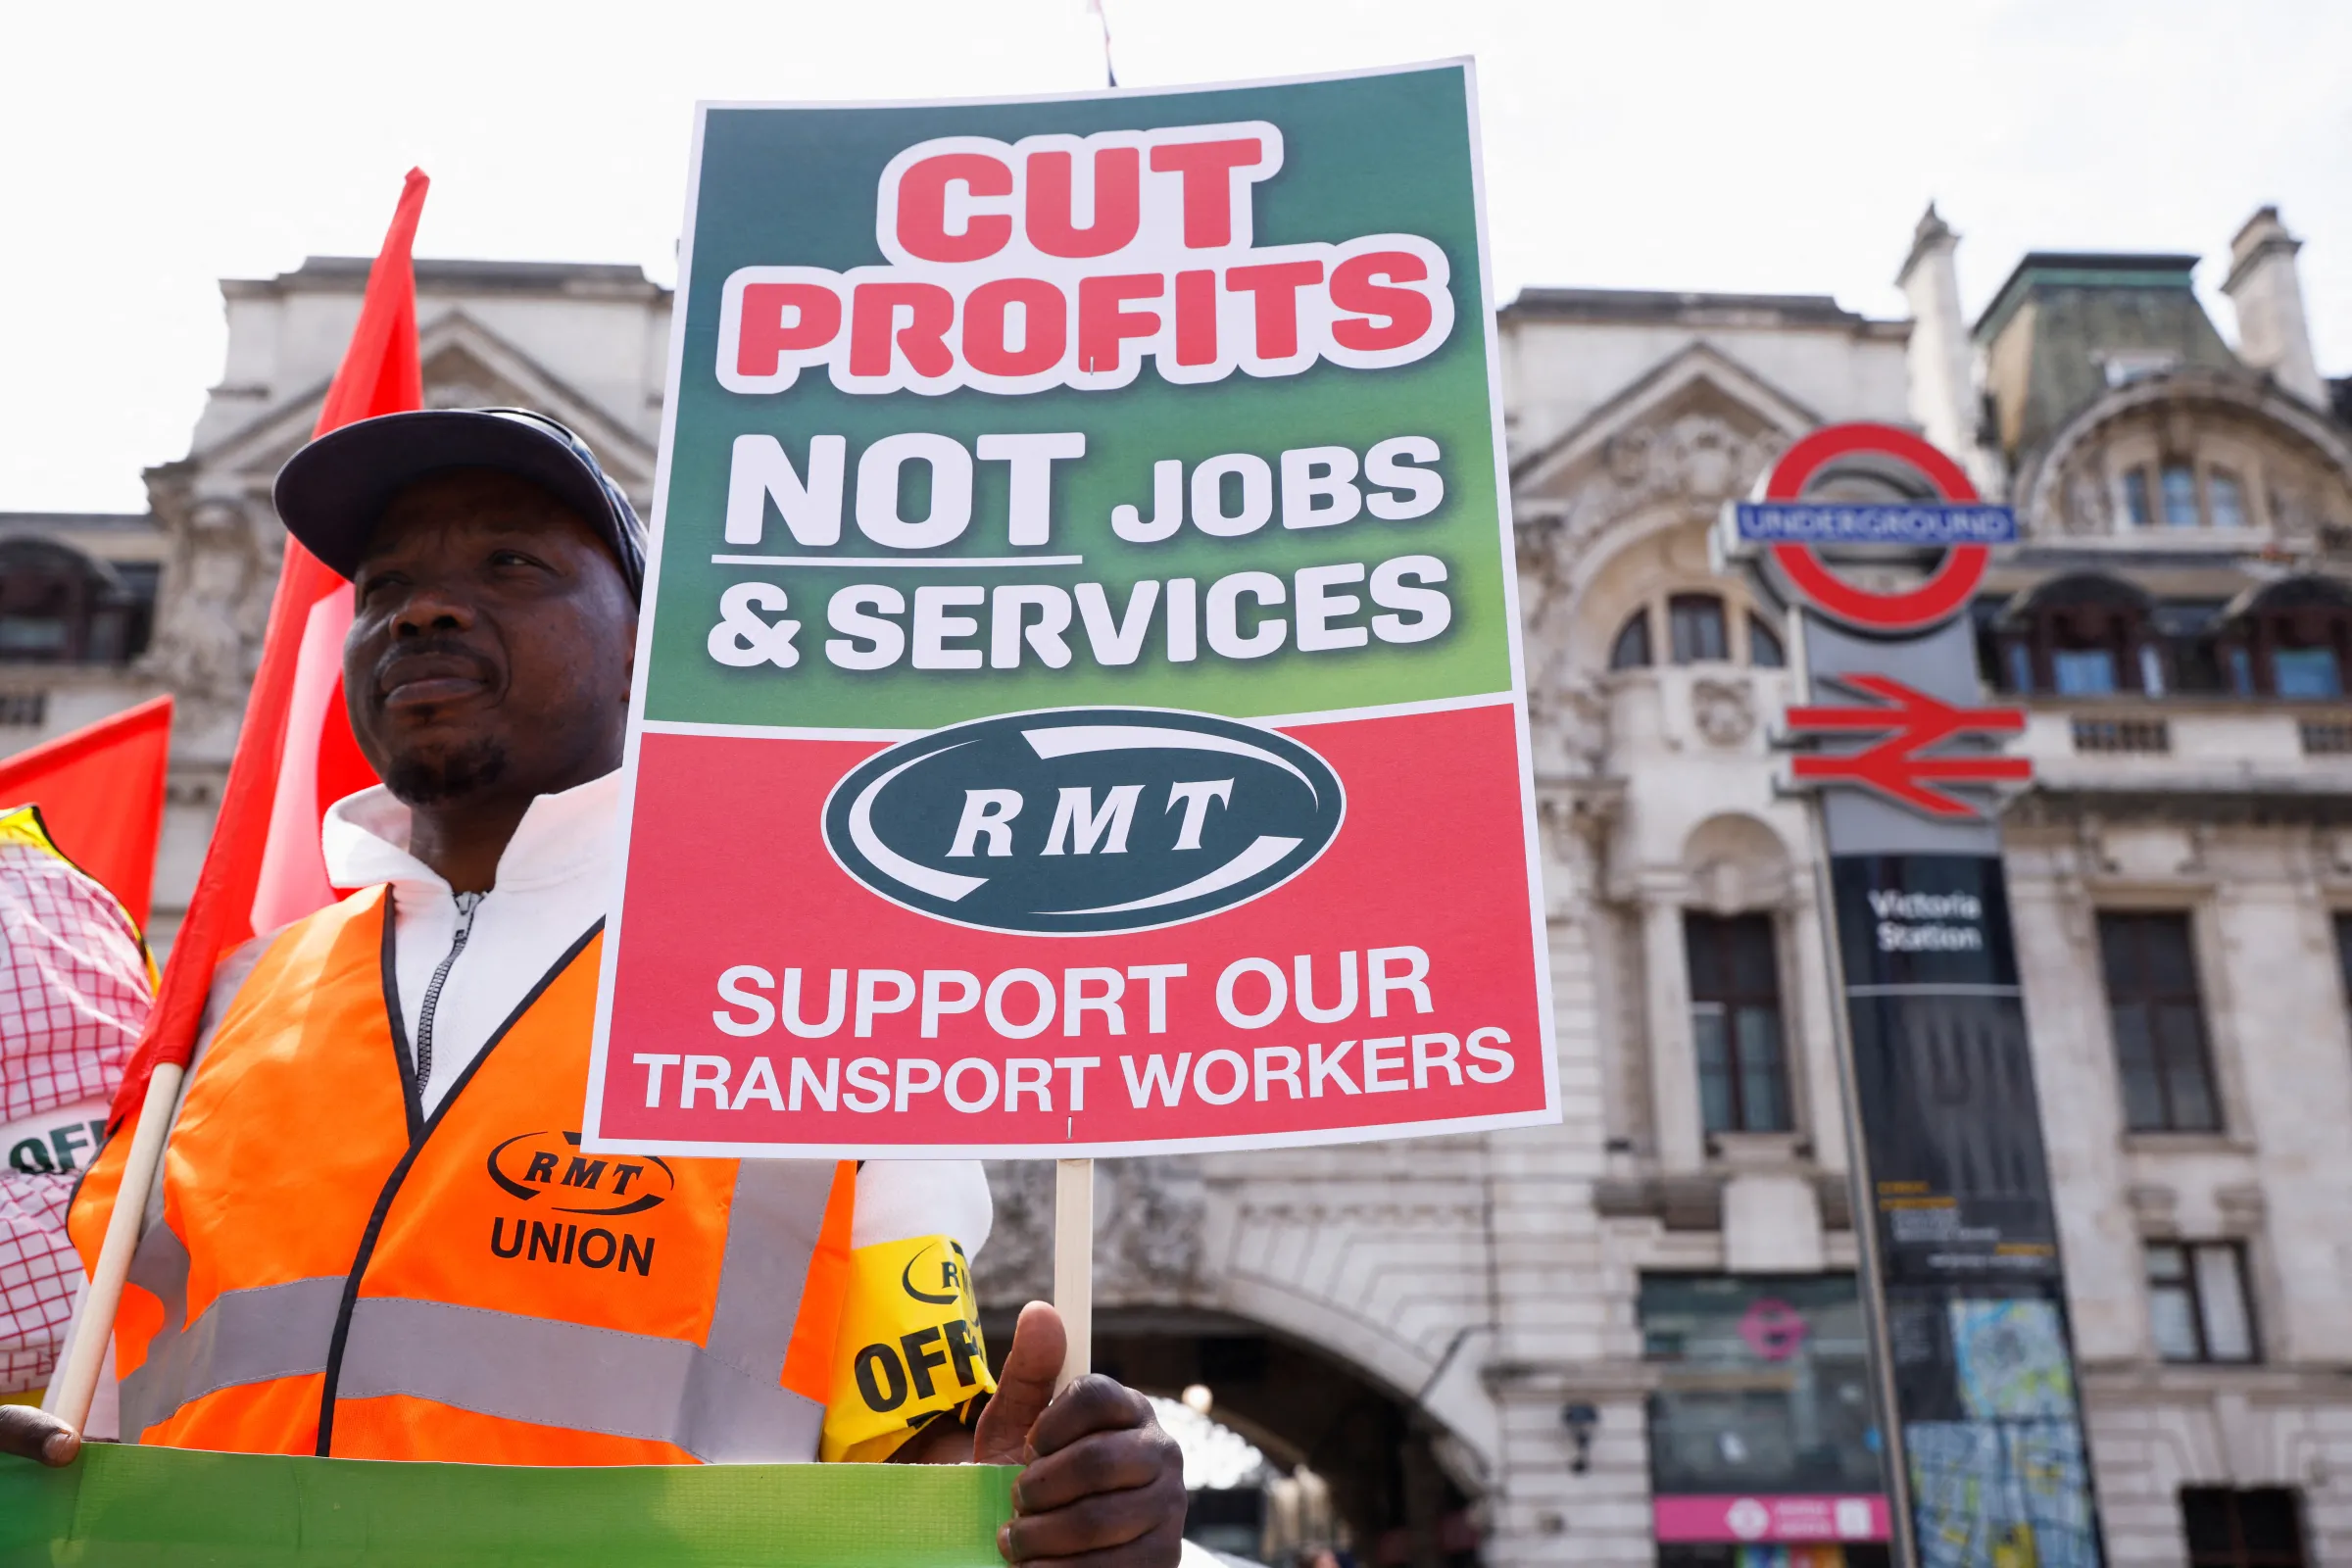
<box><xmin>2222</xmin><ymin>578</ymin><xmax>2352</xmax><ymax>700</ymax></box>
<box><xmin>2273</xmin><ymin>646</ymin><xmax>2340</xmax><ymax>700</ymax></box>
<box><xmin>2053</xmin><ymin>646</ymin><xmax>2120</xmax><ymax>696</ymax></box>
<box><xmin>1993</xmin><ymin>574</ymin><xmax>2158</xmax><ymax>696</ymax></box>
<box><xmin>0</xmin><ymin>539</ymin><xmax>152</xmax><ymax>665</ymax></box>
<box><xmin>2263</xmin><ymin>607</ymin><xmax>2348</xmax><ymax>699</ymax></box>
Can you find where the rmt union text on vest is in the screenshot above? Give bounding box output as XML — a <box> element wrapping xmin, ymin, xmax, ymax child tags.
<box><xmin>489</xmin><ymin>1217</ymin><xmax>657</xmax><ymax>1276</ymax></box>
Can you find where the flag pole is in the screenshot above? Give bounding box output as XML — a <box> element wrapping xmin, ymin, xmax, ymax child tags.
<box><xmin>1053</xmin><ymin>1159</ymin><xmax>1093</xmax><ymax>1395</ymax></box>
<box><xmin>1087</xmin><ymin>0</ymin><xmax>1118</xmax><ymax>89</ymax></box>
<box><xmin>41</xmin><ymin>1066</ymin><xmax>182</xmax><ymax>1427</ymax></box>
<box><xmin>44</xmin><ymin>168</ymin><xmax>428</xmax><ymax>1436</ymax></box>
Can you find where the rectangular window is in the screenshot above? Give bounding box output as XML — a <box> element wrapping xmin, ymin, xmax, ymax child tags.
<box><xmin>0</xmin><ymin>617</ymin><xmax>71</xmax><ymax>655</ymax></box>
<box><xmin>2183</xmin><ymin>1487</ymin><xmax>2306</xmax><ymax>1567</ymax></box>
<box><xmin>2053</xmin><ymin>648</ymin><xmax>2120</xmax><ymax>695</ymax></box>
<box><xmin>2272</xmin><ymin>647</ymin><xmax>2341</xmax><ymax>700</ymax></box>
<box><xmin>1669</xmin><ymin>594</ymin><xmax>1729</xmax><ymax>665</ymax></box>
<box><xmin>1746</xmin><ymin>612</ymin><xmax>1786</xmax><ymax>669</ymax></box>
<box><xmin>1685</xmin><ymin>913</ymin><xmax>1789</xmax><ymax>1134</ymax></box>
<box><xmin>2162</xmin><ymin>464</ymin><xmax>2201</xmax><ymax>527</ymax></box>
<box><xmin>2148</xmin><ymin>1243</ymin><xmax>2257</xmax><ymax>1362</ymax></box>
<box><xmin>2124</xmin><ymin>466</ymin><xmax>2155</xmax><ymax>529</ymax></box>
<box><xmin>2098</xmin><ymin>912</ymin><xmax>2222</xmax><ymax>1132</ymax></box>
<box><xmin>2208</xmin><ymin>469</ymin><xmax>2248</xmax><ymax>529</ymax></box>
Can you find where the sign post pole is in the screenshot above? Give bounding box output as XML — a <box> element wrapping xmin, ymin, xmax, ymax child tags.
<box><xmin>1791</xmin><ymin>621</ymin><xmax>1921</xmax><ymax>1567</ymax></box>
<box><xmin>1053</xmin><ymin>1159</ymin><xmax>1093</xmax><ymax>1395</ymax></box>
<box><xmin>1722</xmin><ymin>422</ymin><xmax>2105</xmax><ymax>1567</ymax></box>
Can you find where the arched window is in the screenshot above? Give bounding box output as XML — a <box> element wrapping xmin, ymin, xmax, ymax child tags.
<box><xmin>1667</xmin><ymin>593</ymin><xmax>1728</xmax><ymax>664</ymax></box>
<box><xmin>1609</xmin><ymin>608</ymin><xmax>1652</xmax><ymax>670</ymax></box>
<box><xmin>1609</xmin><ymin>595</ymin><xmax>1788</xmax><ymax>672</ymax></box>
<box><xmin>0</xmin><ymin>539</ymin><xmax>150</xmax><ymax>665</ymax></box>
<box><xmin>2208</xmin><ymin>469</ymin><xmax>2248</xmax><ymax>530</ymax></box>
<box><xmin>1993</xmin><ymin>575</ymin><xmax>2159</xmax><ymax>696</ymax></box>
<box><xmin>2224</xmin><ymin>578</ymin><xmax>2352</xmax><ymax>700</ymax></box>
<box><xmin>2120</xmin><ymin>460</ymin><xmax>2255</xmax><ymax>531</ymax></box>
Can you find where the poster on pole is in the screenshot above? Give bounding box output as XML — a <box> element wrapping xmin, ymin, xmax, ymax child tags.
<box><xmin>586</xmin><ymin>62</ymin><xmax>1555</xmax><ymax>1158</ymax></box>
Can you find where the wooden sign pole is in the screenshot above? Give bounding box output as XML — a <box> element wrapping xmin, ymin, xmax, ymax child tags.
<box><xmin>1052</xmin><ymin>1158</ymin><xmax>1093</xmax><ymax>1395</ymax></box>
<box><xmin>44</xmin><ymin>1062</ymin><xmax>184</xmax><ymax>1431</ymax></box>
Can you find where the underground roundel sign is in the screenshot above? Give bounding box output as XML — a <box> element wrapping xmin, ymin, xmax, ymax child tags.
<box><xmin>823</xmin><ymin>710</ymin><xmax>1344</xmax><ymax>935</ymax></box>
<box><xmin>586</xmin><ymin>63</ymin><xmax>1558</xmax><ymax>1160</ymax></box>
<box><xmin>1719</xmin><ymin>422</ymin><xmax>2016</xmax><ymax>634</ymax></box>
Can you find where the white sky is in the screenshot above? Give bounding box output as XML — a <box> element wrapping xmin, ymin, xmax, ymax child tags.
<box><xmin>5</xmin><ymin>0</ymin><xmax>2346</xmax><ymax>513</ymax></box>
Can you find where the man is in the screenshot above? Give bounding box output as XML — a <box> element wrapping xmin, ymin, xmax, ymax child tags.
<box><xmin>0</xmin><ymin>806</ymin><xmax>147</xmax><ymax>1404</ymax></box>
<box><xmin>0</xmin><ymin>409</ymin><xmax>1184</xmax><ymax>1568</ymax></box>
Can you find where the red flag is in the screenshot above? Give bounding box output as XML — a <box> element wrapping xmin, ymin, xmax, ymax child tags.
<box><xmin>0</xmin><ymin>695</ymin><xmax>172</xmax><ymax>925</ymax></box>
<box><xmin>110</xmin><ymin>170</ymin><xmax>428</xmax><ymax>1126</ymax></box>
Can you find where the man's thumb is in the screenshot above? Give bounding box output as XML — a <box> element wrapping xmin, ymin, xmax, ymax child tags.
<box><xmin>974</xmin><ymin>1300</ymin><xmax>1065</xmax><ymax>1465</ymax></box>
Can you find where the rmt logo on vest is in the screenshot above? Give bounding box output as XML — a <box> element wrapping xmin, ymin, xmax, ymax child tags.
<box><xmin>485</xmin><ymin>1130</ymin><xmax>671</xmax><ymax>1277</ymax></box>
<box><xmin>823</xmin><ymin>708</ymin><xmax>1344</xmax><ymax>935</ymax></box>
<box><xmin>852</xmin><ymin>1241</ymin><xmax>990</xmax><ymax>1418</ymax></box>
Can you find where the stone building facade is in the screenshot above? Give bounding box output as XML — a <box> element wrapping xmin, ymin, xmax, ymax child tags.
<box><xmin>7</xmin><ymin>206</ymin><xmax>2351</xmax><ymax>1568</ymax></box>
<box><xmin>0</xmin><ymin>257</ymin><xmax>671</xmax><ymax>948</ymax></box>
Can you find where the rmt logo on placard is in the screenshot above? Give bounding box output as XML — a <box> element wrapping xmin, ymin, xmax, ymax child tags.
<box><xmin>822</xmin><ymin>708</ymin><xmax>1343</xmax><ymax>935</ymax></box>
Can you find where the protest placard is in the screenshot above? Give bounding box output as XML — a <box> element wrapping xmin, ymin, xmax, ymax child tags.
<box><xmin>586</xmin><ymin>61</ymin><xmax>1556</xmax><ymax>1158</ymax></box>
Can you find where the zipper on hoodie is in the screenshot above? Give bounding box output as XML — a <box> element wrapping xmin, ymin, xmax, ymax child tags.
<box><xmin>413</xmin><ymin>891</ymin><xmax>484</xmax><ymax>1095</ymax></box>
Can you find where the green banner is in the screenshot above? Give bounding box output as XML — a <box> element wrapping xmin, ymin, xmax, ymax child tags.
<box><xmin>1</xmin><ymin>1446</ymin><xmax>1015</xmax><ymax>1566</ymax></box>
<box><xmin>647</xmin><ymin>66</ymin><xmax>1507</xmax><ymax>732</ymax></box>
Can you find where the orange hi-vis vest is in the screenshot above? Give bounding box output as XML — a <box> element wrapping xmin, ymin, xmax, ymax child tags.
<box><xmin>67</xmin><ymin>886</ymin><xmax>856</xmax><ymax>1463</ymax></box>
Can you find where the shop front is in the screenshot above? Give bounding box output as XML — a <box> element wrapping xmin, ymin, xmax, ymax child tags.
<box><xmin>1642</xmin><ymin>1274</ymin><xmax>1891</xmax><ymax>1568</ymax></box>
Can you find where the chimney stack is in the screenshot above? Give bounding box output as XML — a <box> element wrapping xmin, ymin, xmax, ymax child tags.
<box><xmin>1895</xmin><ymin>205</ymin><xmax>1987</xmax><ymax>483</ymax></box>
<box><xmin>2223</xmin><ymin>206</ymin><xmax>2327</xmax><ymax>408</ymax></box>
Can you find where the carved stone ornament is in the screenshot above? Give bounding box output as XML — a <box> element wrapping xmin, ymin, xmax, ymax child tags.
<box><xmin>141</xmin><ymin>494</ymin><xmax>272</xmax><ymax>722</ymax></box>
<box><xmin>2062</xmin><ymin>466</ymin><xmax>2111</xmax><ymax>537</ymax></box>
<box><xmin>1525</xmin><ymin>677</ymin><xmax>1610</xmax><ymax>774</ymax></box>
<box><xmin>978</xmin><ymin>1156</ymin><xmax>1206</xmax><ymax>1312</ymax></box>
<box><xmin>1592</xmin><ymin>413</ymin><xmax>1787</xmax><ymax>525</ymax></box>
<box><xmin>1690</xmin><ymin>677</ymin><xmax>1756</xmax><ymax>747</ymax></box>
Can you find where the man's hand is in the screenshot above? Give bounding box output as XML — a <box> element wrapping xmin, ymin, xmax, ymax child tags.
<box><xmin>0</xmin><ymin>1403</ymin><xmax>78</xmax><ymax>1467</ymax></box>
<box><xmin>974</xmin><ymin>1301</ymin><xmax>1185</xmax><ymax>1568</ymax></box>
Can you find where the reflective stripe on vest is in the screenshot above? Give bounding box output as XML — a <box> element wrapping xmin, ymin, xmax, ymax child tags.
<box><xmin>74</xmin><ymin>887</ymin><xmax>852</xmax><ymax>1463</ymax></box>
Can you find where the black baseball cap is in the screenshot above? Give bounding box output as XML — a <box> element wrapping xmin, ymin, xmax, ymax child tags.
<box><xmin>272</xmin><ymin>408</ymin><xmax>647</xmax><ymax>598</ymax></box>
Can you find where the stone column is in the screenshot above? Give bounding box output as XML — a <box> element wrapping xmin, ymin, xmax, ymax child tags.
<box><xmin>1641</xmin><ymin>886</ymin><xmax>1704</xmax><ymax>1171</ymax></box>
